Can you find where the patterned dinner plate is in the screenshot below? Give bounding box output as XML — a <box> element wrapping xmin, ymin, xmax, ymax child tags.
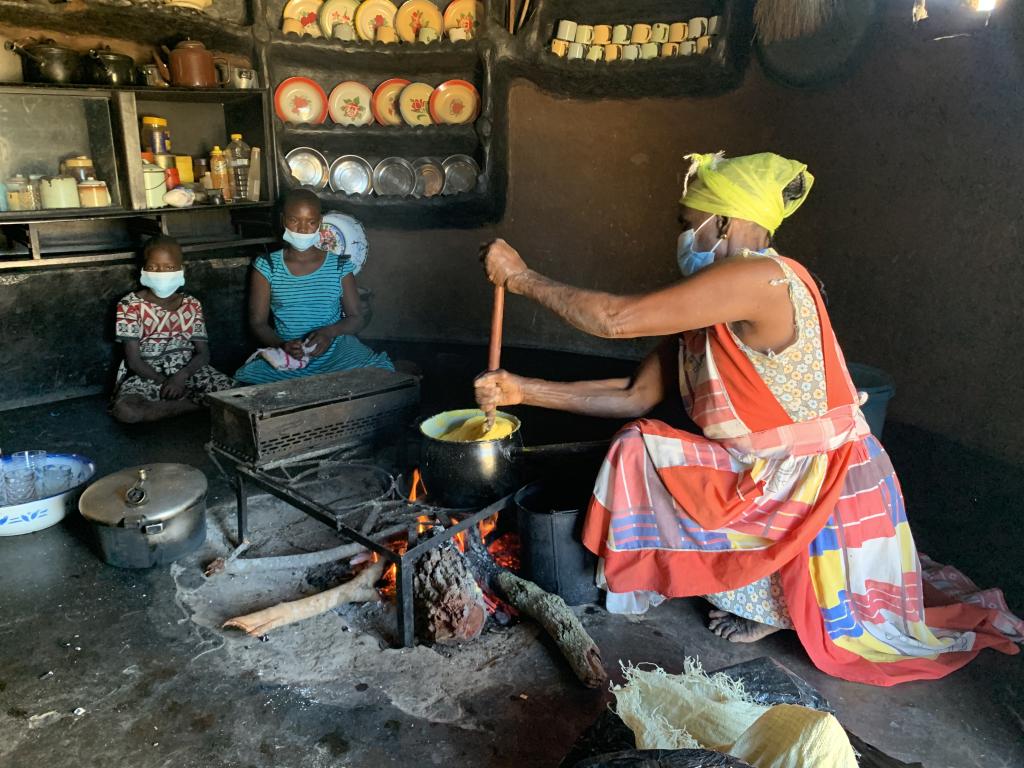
<box><xmin>318</xmin><ymin>0</ymin><xmax>361</xmax><ymax>36</ymax></box>
<box><xmin>429</xmin><ymin>79</ymin><xmax>479</xmax><ymax>125</ymax></box>
<box><xmin>442</xmin><ymin>0</ymin><xmax>483</xmax><ymax>33</ymax></box>
<box><xmin>283</xmin><ymin>0</ymin><xmax>324</xmax><ymax>35</ymax></box>
<box><xmin>398</xmin><ymin>81</ymin><xmax>435</xmax><ymax>126</ymax></box>
<box><xmin>371</xmin><ymin>77</ymin><xmax>411</xmax><ymax>126</ymax></box>
<box><xmin>275</xmin><ymin>77</ymin><xmax>329</xmax><ymax>124</ymax></box>
<box><xmin>354</xmin><ymin>0</ymin><xmax>398</xmax><ymax>41</ymax></box>
<box><xmin>329</xmin><ymin>81</ymin><xmax>375</xmax><ymax>126</ymax></box>
<box><xmin>395</xmin><ymin>0</ymin><xmax>444</xmax><ymax>42</ymax></box>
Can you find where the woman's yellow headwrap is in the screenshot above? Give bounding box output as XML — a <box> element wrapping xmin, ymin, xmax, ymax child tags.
<box><xmin>680</xmin><ymin>151</ymin><xmax>813</xmax><ymax>235</ymax></box>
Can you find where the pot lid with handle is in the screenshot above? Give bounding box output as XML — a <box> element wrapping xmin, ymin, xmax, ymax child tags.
<box><xmin>79</xmin><ymin>463</ymin><xmax>207</xmax><ymax>527</ymax></box>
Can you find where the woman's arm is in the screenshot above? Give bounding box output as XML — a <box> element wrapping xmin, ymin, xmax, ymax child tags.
<box><xmin>475</xmin><ymin>338</ymin><xmax>677</xmax><ymax>419</ymax></box>
<box><xmin>122</xmin><ymin>340</ymin><xmax>165</xmax><ymax>383</ymax></box>
<box><xmin>483</xmin><ymin>239</ymin><xmax>784</xmax><ymax>340</ymax></box>
<box><xmin>306</xmin><ymin>273</ymin><xmax>367</xmax><ymax>356</ymax></box>
<box><xmin>248</xmin><ymin>269</ymin><xmax>302</xmax><ymax>356</ymax></box>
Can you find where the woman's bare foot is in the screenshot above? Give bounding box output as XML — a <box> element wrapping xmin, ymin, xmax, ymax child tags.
<box><xmin>707</xmin><ymin>609</ymin><xmax>782</xmax><ymax>643</ymax></box>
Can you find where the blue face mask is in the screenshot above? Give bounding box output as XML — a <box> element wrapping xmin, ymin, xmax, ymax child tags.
<box><xmin>140</xmin><ymin>270</ymin><xmax>184</xmax><ymax>299</ymax></box>
<box><xmin>676</xmin><ymin>216</ymin><xmax>723</xmax><ymax>277</ymax></box>
<box><xmin>283</xmin><ymin>227</ymin><xmax>320</xmax><ymax>251</ymax></box>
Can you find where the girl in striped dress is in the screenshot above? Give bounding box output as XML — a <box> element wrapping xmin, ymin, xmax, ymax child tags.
<box><xmin>235</xmin><ymin>189</ymin><xmax>393</xmax><ymax>384</ymax></box>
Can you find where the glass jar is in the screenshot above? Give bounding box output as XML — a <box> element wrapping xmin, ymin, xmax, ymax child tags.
<box><xmin>5</xmin><ymin>175</ymin><xmax>28</xmax><ymax>212</ymax></box>
<box><xmin>62</xmin><ymin>156</ymin><xmax>96</xmax><ymax>184</ymax></box>
<box><xmin>26</xmin><ymin>174</ymin><xmax>44</xmax><ymax>210</ymax></box>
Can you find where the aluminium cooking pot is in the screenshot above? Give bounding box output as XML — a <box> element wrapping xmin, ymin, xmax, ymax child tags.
<box><xmin>84</xmin><ymin>46</ymin><xmax>135</xmax><ymax>86</ymax></box>
<box><xmin>418</xmin><ymin>409</ymin><xmax>608</xmax><ymax>508</ymax></box>
<box><xmin>78</xmin><ymin>463</ymin><xmax>207</xmax><ymax>569</ymax></box>
<box><xmin>5</xmin><ymin>39</ymin><xmax>81</xmax><ymax>84</ymax></box>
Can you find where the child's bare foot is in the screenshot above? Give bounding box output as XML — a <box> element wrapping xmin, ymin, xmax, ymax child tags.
<box><xmin>707</xmin><ymin>609</ymin><xmax>781</xmax><ymax>643</ymax></box>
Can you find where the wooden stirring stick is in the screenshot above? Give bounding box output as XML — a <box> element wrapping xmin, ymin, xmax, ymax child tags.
<box><xmin>485</xmin><ymin>284</ymin><xmax>505</xmax><ymax>429</ymax></box>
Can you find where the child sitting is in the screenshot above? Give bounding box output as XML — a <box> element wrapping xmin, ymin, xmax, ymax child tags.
<box><xmin>111</xmin><ymin>235</ymin><xmax>236</xmax><ymax>423</ymax></box>
<box><xmin>234</xmin><ymin>189</ymin><xmax>393</xmax><ymax>384</ymax></box>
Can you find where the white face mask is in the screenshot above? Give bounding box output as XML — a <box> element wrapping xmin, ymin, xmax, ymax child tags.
<box><xmin>676</xmin><ymin>215</ymin><xmax>723</xmax><ymax>277</ymax></box>
<box><xmin>140</xmin><ymin>270</ymin><xmax>184</xmax><ymax>298</ymax></box>
<box><xmin>283</xmin><ymin>227</ymin><xmax>320</xmax><ymax>251</ymax></box>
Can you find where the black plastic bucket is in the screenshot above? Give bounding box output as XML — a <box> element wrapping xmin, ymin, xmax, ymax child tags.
<box><xmin>514</xmin><ymin>481</ymin><xmax>600</xmax><ymax>606</ymax></box>
<box><xmin>848</xmin><ymin>363</ymin><xmax>895</xmax><ymax>440</ymax></box>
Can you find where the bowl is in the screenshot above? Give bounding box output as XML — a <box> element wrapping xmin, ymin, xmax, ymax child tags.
<box><xmin>0</xmin><ymin>453</ymin><xmax>96</xmax><ymax>536</ymax></box>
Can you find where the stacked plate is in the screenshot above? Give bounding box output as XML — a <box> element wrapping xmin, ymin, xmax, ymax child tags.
<box><xmin>275</xmin><ymin>77</ymin><xmax>480</xmax><ymax>127</ymax></box>
<box><xmin>281</xmin><ymin>0</ymin><xmax>483</xmax><ymax>43</ymax></box>
<box><xmin>287</xmin><ymin>149</ymin><xmax>480</xmax><ymax>198</ymax></box>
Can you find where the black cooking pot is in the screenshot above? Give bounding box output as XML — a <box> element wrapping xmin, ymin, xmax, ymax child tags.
<box><xmin>5</xmin><ymin>39</ymin><xmax>81</xmax><ymax>84</ymax></box>
<box><xmin>419</xmin><ymin>409</ymin><xmax>608</xmax><ymax>508</ymax></box>
<box><xmin>84</xmin><ymin>46</ymin><xmax>135</xmax><ymax>86</ymax></box>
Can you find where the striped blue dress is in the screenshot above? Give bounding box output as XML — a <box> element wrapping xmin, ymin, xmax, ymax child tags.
<box><xmin>234</xmin><ymin>250</ymin><xmax>393</xmax><ymax>384</ymax></box>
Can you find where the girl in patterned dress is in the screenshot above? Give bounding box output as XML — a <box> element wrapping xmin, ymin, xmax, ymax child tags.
<box><xmin>111</xmin><ymin>236</ymin><xmax>236</xmax><ymax>423</ymax></box>
<box><xmin>234</xmin><ymin>189</ymin><xmax>393</xmax><ymax>384</ymax></box>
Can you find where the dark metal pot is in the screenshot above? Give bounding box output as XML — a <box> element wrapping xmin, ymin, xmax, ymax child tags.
<box><xmin>78</xmin><ymin>464</ymin><xmax>207</xmax><ymax>569</ymax></box>
<box><xmin>418</xmin><ymin>409</ymin><xmax>607</xmax><ymax>508</ymax></box>
<box><xmin>84</xmin><ymin>47</ymin><xmax>135</xmax><ymax>86</ymax></box>
<box><xmin>5</xmin><ymin>39</ymin><xmax>81</xmax><ymax>84</ymax></box>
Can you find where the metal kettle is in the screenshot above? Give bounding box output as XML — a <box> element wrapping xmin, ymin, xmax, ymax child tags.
<box><xmin>153</xmin><ymin>39</ymin><xmax>228</xmax><ymax>88</ymax></box>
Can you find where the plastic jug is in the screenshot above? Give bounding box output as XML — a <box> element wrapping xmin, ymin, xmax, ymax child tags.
<box><xmin>209</xmin><ymin>145</ymin><xmax>232</xmax><ymax>201</ymax></box>
<box><xmin>225</xmin><ymin>133</ymin><xmax>250</xmax><ymax>202</ymax></box>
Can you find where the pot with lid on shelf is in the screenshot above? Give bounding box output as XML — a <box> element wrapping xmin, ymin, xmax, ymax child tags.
<box><xmin>5</xmin><ymin>38</ymin><xmax>82</xmax><ymax>85</ymax></box>
<box><xmin>78</xmin><ymin>464</ymin><xmax>207</xmax><ymax>569</ymax></box>
<box><xmin>84</xmin><ymin>46</ymin><xmax>135</xmax><ymax>86</ymax></box>
<box><xmin>154</xmin><ymin>39</ymin><xmax>229</xmax><ymax>88</ymax></box>
<box><xmin>40</xmin><ymin>175</ymin><xmax>81</xmax><ymax>209</ymax></box>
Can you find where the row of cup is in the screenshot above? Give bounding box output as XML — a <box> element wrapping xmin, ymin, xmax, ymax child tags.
<box><xmin>553</xmin><ymin>37</ymin><xmax>713</xmax><ymax>61</ymax></box>
<box><xmin>555</xmin><ymin>17</ymin><xmax>720</xmax><ymax>47</ymax></box>
<box><xmin>0</xmin><ymin>450</ymin><xmax>75</xmax><ymax>506</ymax></box>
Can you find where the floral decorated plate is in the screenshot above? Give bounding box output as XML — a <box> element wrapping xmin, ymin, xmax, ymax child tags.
<box><xmin>443</xmin><ymin>0</ymin><xmax>483</xmax><ymax>33</ymax></box>
<box><xmin>286</xmin><ymin>147</ymin><xmax>330</xmax><ymax>189</ymax></box>
<box><xmin>329</xmin><ymin>81</ymin><xmax>375</xmax><ymax>126</ymax></box>
<box><xmin>371</xmin><ymin>77</ymin><xmax>411</xmax><ymax>126</ymax></box>
<box><xmin>283</xmin><ymin>0</ymin><xmax>324</xmax><ymax>36</ymax></box>
<box><xmin>395</xmin><ymin>0</ymin><xmax>444</xmax><ymax>42</ymax></box>
<box><xmin>275</xmin><ymin>77</ymin><xmax>329</xmax><ymax>124</ymax></box>
<box><xmin>429</xmin><ymin>79</ymin><xmax>479</xmax><ymax>125</ymax></box>
<box><xmin>398</xmin><ymin>81</ymin><xmax>435</xmax><ymax>127</ymax></box>
<box><xmin>318</xmin><ymin>0</ymin><xmax>361</xmax><ymax>36</ymax></box>
<box><xmin>354</xmin><ymin>0</ymin><xmax>399</xmax><ymax>41</ymax></box>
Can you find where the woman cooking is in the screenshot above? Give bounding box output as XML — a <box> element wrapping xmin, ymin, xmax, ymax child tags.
<box><xmin>475</xmin><ymin>151</ymin><xmax>1022</xmax><ymax>686</ymax></box>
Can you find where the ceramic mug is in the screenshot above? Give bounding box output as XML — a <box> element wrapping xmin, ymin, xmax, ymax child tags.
<box><xmin>604</xmin><ymin>43</ymin><xmax>622</xmax><ymax>61</ymax></box>
<box><xmin>585</xmin><ymin>44</ymin><xmax>604</xmax><ymax>61</ymax></box>
<box><xmin>696</xmin><ymin>35</ymin><xmax>712</xmax><ymax>54</ymax></box>
<box><xmin>611</xmin><ymin>24</ymin><xmax>631</xmax><ymax>44</ymax></box>
<box><xmin>418</xmin><ymin>26</ymin><xmax>439</xmax><ymax>43</ymax></box>
<box><xmin>630</xmin><ymin>23</ymin><xmax>652</xmax><ymax>43</ymax></box>
<box><xmin>449</xmin><ymin>26</ymin><xmax>470</xmax><ymax>41</ymax></box>
<box><xmin>574</xmin><ymin>24</ymin><xmax>594</xmax><ymax>44</ymax></box>
<box><xmin>708</xmin><ymin>16</ymin><xmax>721</xmax><ymax>35</ymax></box>
<box><xmin>556</xmin><ymin>19</ymin><xmax>578</xmax><ymax>40</ymax></box>
<box><xmin>639</xmin><ymin>42</ymin><xmax>658</xmax><ymax>59</ymax></box>
<box><xmin>282</xmin><ymin>18</ymin><xmax>303</xmax><ymax>35</ymax></box>
<box><xmin>593</xmin><ymin>24</ymin><xmax>612</xmax><ymax>44</ymax></box>
<box><xmin>567</xmin><ymin>41</ymin><xmax>585</xmax><ymax>60</ymax></box>
<box><xmin>688</xmin><ymin>16</ymin><xmax>708</xmax><ymax>38</ymax></box>
<box><xmin>550</xmin><ymin>38</ymin><xmax>569</xmax><ymax>57</ymax></box>
<box><xmin>651</xmin><ymin>23</ymin><xmax>670</xmax><ymax>43</ymax></box>
<box><xmin>333</xmin><ymin>22</ymin><xmax>357</xmax><ymax>40</ymax></box>
<box><xmin>678</xmin><ymin>40</ymin><xmax>697</xmax><ymax>56</ymax></box>
<box><xmin>668</xmin><ymin>22</ymin><xmax>688</xmax><ymax>42</ymax></box>
<box><xmin>661</xmin><ymin>42</ymin><xmax>679</xmax><ymax>57</ymax></box>
<box><xmin>375</xmin><ymin>25</ymin><xmax>398</xmax><ymax>43</ymax></box>
<box><xmin>622</xmin><ymin>44</ymin><xmax>640</xmax><ymax>61</ymax></box>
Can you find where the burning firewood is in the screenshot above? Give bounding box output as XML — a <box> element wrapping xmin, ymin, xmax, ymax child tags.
<box><xmin>222</xmin><ymin>560</ymin><xmax>384</xmax><ymax>637</ymax></box>
<box><xmin>414</xmin><ymin>540</ymin><xmax>488</xmax><ymax>644</ymax></box>
<box><xmin>465</xmin><ymin>528</ymin><xmax>607</xmax><ymax>689</ymax></box>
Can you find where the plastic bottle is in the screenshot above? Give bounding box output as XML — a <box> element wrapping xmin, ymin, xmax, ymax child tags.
<box><xmin>225</xmin><ymin>133</ymin><xmax>251</xmax><ymax>202</ymax></box>
<box><xmin>209</xmin><ymin>146</ymin><xmax>232</xmax><ymax>202</ymax></box>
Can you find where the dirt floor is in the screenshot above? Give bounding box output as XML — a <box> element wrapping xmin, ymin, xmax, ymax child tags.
<box><xmin>1</xmin><ymin>392</ymin><xmax>1022</xmax><ymax>768</ymax></box>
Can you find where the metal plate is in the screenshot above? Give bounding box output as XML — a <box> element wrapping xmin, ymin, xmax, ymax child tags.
<box><xmin>441</xmin><ymin>153</ymin><xmax>479</xmax><ymax>195</ymax></box>
<box><xmin>411</xmin><ymin>157</ymin><xmax>444</xmax><ymax>198</ymax></box>
<box><xmin>372</xmin><ymin>156</ymin><xmax>416</xmax><ymax>197</ymax></box>
<box><xmin>329</xmin><ymin>154</ymin><xmax>373</xmax><ymax>194</ymax></box>
<box><xmin>285</xmin><ymin>147</ymin><xmax>329</xmax><ymax>189</ymax></box>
